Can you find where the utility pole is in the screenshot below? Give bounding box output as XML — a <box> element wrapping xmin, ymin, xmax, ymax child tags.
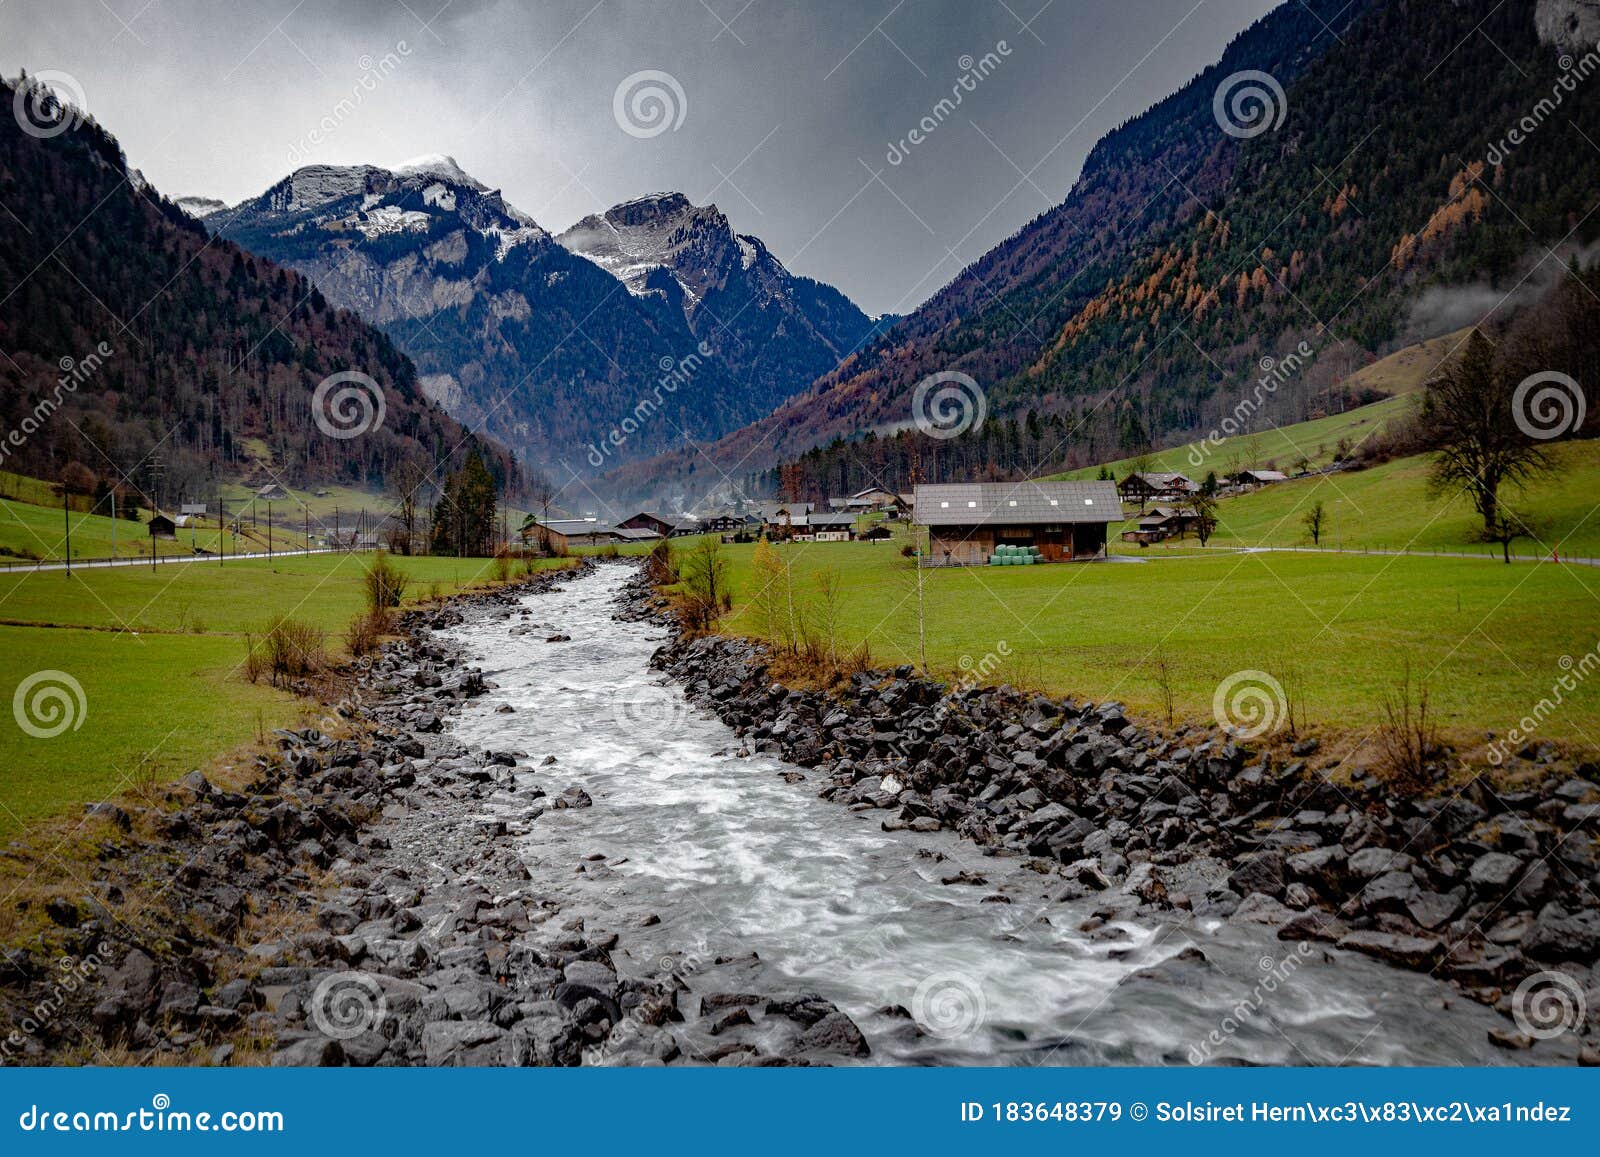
<box><xmin>62</xmin><ymin>485</ymin><xmax>70</xmax><ymax>575</ymax></box>
<box><xmin>267</xmin><ymin>500</ymin><xmax>273</xmax><ymax>556</ymax></box>
<box><xmin>910</xmin><ymin>451</ymin><xmax>927</xmax><ymax>676</ymax></box>
<box><xmin>110</xmin><ymin>487</ymin><xmax>116</xmax><ymax>559</ymax></box>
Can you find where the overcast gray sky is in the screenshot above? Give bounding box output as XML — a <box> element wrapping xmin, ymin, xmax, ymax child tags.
<box><xmin>2</xmin><ymin>0</ymin><xmax>1278</xmax><ymax>315</ymax></box>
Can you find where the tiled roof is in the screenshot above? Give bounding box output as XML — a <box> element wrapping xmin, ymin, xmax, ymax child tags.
<box><xmin>913</xmin><ymin>481</ymin><xmax>1124</xmax><ymax>527</ymax></box>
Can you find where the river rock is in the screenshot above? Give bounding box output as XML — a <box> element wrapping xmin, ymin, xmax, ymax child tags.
<box><xmin>797</xmin><ymin>1011</ymin><xmax>870</xmax><ymax>1057</ymax></box>
<box><xmin>1523</xmin><ymin>903</ymin><xmax>1600</xmax><ymax>962</ymax></box>
<box><xmin>1337</xmin><ymin>930</ymin><xmax>1441</xmax><ymax>969</ymax></box>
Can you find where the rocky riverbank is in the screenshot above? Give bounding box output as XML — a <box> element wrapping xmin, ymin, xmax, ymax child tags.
<box><xmin>633</xmin><ymin>571</ymin><xmax>1600</xmax><ymax>1060</ymax></box>
<box><xmin>2</xmin><ymin>560</ymin><xmax>883</xmax><ymax>1067</ymax></box>
<box><xmin>3</xmin><ymin>564</ymin><xmax>605</xmax><ymax>1065</ymax></box>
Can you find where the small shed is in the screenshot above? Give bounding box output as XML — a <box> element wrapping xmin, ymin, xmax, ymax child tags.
<box><xmin>147</xmin><ymin>514</ymin><xmax>176</xmax><ymax>540</ymax></box>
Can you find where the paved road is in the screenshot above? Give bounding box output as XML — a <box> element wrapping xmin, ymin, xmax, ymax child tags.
<box><xmin>0</xmin><ymin>547</ymin><xmax>355</xmax><ymax>576</ymax></box>
<box><xmin>1120</xmin><ymin>544</ymin><xmax>1599</xmax><ymax>567</ymax></box>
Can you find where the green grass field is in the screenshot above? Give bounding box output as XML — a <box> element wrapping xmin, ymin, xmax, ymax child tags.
<box><xmin>714</xmin><ymin>539</ymin><xmax>1600</xmax><ymax>753</ymax></box>
<box><xmin>0</xmin><ymin>495</ymin><xmax>309</xmax><ymax>564</ymax></box>
<box><xmin>1199</xmin><ymin>439</ymin><xmax>1600</xmax><ymax>558</ymax></box>
<box><xmin>0</xmin><ymin>628</ymin><xmax>294</xmax><ymax>835</ymax></box>
<box><xmin>1052</xmin><ymin>393</ymin><xmax>1417</xmax><ymax>484</ymax></box>
<box><xmin>0</xmin><ymin>551</ymin><xmax>572</xmax><ymax>836</ymax></box>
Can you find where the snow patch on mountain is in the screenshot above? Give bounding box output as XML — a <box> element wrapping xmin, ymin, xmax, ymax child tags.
<box><xmin>421</xmin><ymin>182</ymin><xmax>457</xmax><ymax>212</ymax></box>
<box><xmin>353</xmin><ymin>204</ymin><xmax>432</xmax><ymax>238</ymax></box>
<box><xmin>175</xmin><ymin>195</ymin><xmax>228</xmax><ymax>219</ymax></box>
<box><xmin>395</xmin><ymin>153</ymin><xmax>486</xmax><ymax>191</ymax></box>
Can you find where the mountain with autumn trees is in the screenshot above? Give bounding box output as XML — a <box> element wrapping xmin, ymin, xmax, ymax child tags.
<box><xmin>607</xmin><ymin>0</ymin><xmax>1600</xmax><ymax>507</ymax></box>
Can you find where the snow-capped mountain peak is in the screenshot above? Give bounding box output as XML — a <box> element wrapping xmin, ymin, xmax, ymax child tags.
<box><xmin>556</xmin><ymin>191</ymin><xmax>782</xmax><ymax>304</ymax></box>
<box><xmin>395</xmin><ymin>153</ymin><xmax>487</xmax><ymax>191</ymax></box>
<box><xmin>174</xmin><ymin>195</ymin><xmax>229</xmax><ymax>220</ymax></box>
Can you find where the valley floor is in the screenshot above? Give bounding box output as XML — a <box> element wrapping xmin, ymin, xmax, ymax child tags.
<box><xmin>713</xmin><ymin>539</ymin><xmax>1600</xmax><ymax>763</ymax></box>
<box><xmin>0</xmin><ymin>551</ymin><xmax>572</xmax><ymax>836</ymax></box>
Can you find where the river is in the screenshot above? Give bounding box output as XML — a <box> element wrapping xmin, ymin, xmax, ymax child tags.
<box><xmin>444</xmin><ymin>566</ymin><xmax>1521</xmax><ymax>1065</ymax></box>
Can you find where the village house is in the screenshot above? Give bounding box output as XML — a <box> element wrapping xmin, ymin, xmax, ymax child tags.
<box><xmin>827</xmin><ymin>487</ymin><xmax>903</xmax><ymax>515</ymax></box>
<box><xmin>1121</xmin><ymin>505</ymin><xmax>1200</xmax><ymax>544</ymax></box>
<box><xmin>618</xmin><ymin>511</ymin><xmax>681</xmax><ymax>537</ymax></box>
<box><xmin>758</xmin><ymin>502</ymin><xmax>814</xmax><ymax>538</ymax></box>
<box><xmin>804</xmin><ymin>512</ymin><xmax>857</xmax><ymax>542</ymax></box>
<box><xmin>695</xmin><ymin>511</ymin><xmax>759</xmax><ymax>537</ymax></box>
<box><xmin>913</xmin><ymin>481</ymin><xmax>1122</xmax><ymax>567</ymax></box>
<box><xmin>1117</xmin><ymin>471</ymin><xmax>1198</xmax><ymax>505</ymax></box>
<box><xmin>522</xmin><ymin>517</ymin><xmax>657</xmax><ymax>550</ymax></box>
<box><xmin>1231</xmin><ymin>468</ymin><xmax>1289</xmax><ymax>487</ymax></box>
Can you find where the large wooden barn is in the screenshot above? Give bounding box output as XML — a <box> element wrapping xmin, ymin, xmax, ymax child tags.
<box><xmin>913</xmin><ymin>481</ymin><xmax>1123</xmax><ymax>567</ymax></box>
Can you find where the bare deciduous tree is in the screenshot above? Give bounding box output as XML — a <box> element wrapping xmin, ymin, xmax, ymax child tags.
<box><xmin>1421</xmin><ymin>328</ymin><xmax>1548</xmax><ymax>535</ymax></box>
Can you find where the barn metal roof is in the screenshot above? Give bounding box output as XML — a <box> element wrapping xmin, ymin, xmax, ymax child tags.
<box><xmin>913</xmin><ymin>481</ymin><xmax>1124</xmax><ymax>526</ymax></box>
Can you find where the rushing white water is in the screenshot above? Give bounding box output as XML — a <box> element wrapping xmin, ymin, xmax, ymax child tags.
<box><xmin>444</xmin><ymin>566</ymin><xmax>1526</xmax><ymax>1065</ymax></box>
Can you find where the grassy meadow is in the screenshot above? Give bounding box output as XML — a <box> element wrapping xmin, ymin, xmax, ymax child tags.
<box><xmin>0</xmin><ymin>550</ymin><xmax>573</xmax><ymax>835</ymax></box>
<box><xmin>712</xmin><ymin>537</ymin><xmax>1600</xmax><ymax>755</ymax></box>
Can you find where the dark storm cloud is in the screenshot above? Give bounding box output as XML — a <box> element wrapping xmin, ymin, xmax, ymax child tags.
<box><xmin>1</xmin><ymin>0</ymin><xmax>1279</xmax><ymax>313</ymax></box>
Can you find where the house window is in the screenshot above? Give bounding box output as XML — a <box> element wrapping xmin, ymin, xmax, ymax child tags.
<box><xmin>940</xmin><ymin>501</ymin><xmax>949</xmax><ymax>508</ymax></box>
<box><xmin>1084</xmin><ymin>498</ymin><xmax>1094</xmax><ymax>505</ymax></box>
<box><xmin>967</xmin><ymin>501</ymin><xmax>977</xmax><ymax>508</ymax></box>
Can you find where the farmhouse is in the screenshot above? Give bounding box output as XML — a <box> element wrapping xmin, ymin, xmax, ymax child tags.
<box><xmin>914</xmin><ymin>481</ymin><xmax>1122</xmax><ymax>567</ymax></box>
<box><xmin>804</xmin><ymin>512</ymin><xmax>856</xmax><ymax>542</ymax></box>
<box><xmin>758</xmin><ymin>502</ymin><xmax>814</xmax><ymax>537</ymax></box>
<box><xmin>697</xmin><ymin>512</ymin><xmax>756</xmax><ymax>535</ymax></box>
<box><xmin>828</xmin><ymin>487</ymin><xmax>903</xmax><ymax>514</ymax></box>
<box><xmin>1117</xmin><ymin>471</ymin><xmax>1197</xmax><ymax>504</ymax></box>
<box><xmin>1121</xmin><ymin>505</ymin><xmax>1200</xmax><ymax>544</ymax></box>
<box><xmin>1232</xmin><ymin>468</ymin><xmax>1289</xmax><ymax>487</ymax></box>
<box><xmin>521</xmin><ymin>518</ymin><xmax>650</xmax><ymax>549</ymax></box>
<box><xmin>618</xmin><ymin>511</ymin><xmax>680</xmax><ymax>537</ymax></box>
